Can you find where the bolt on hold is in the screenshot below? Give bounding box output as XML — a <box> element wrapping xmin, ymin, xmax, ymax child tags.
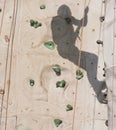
<box><xmin>56</xmin><ymin>80</ymin><xmax>66</xmax><ymax>88</ymax></box>
<box><xmin>100</xmin><ymin>16</ymin><xmax>105</xmax><ymax>22</ymax></box>
<box><xmin>96</xmin><ymin>40</ymin><xmax>103</xmax><ymax>46</ymax></box>
<box><xmin>44</xmin><ymin>41</ymin><xmax>55</xmax><ymax>50</ymax></box>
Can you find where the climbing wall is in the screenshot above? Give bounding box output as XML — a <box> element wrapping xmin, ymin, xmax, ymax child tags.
<box><xmin>0</xmin><ymin>0</ymin><xmax>108</xmax><ymax>130</ymax></box>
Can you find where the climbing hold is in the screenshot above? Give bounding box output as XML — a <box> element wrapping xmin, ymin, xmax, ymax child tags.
<box><xmin>30</xmin><ymin>79</ymin><xmax>35</xmax><ymax>86</ymax></box>
<box><xmin>105</xmin><ymin>120</ymin><xmax>108</xmax><ymax>127</ymax></box>
<box><xmin>65</xmin><ymin>17</ymin><xmax>72</xmax><ymax>24</ymax></box>
<box><xmin>66</xmin><ymin>104</ymin><xmax>73</xmax><ymax>111</ymax></box>
<box><xmin>30</xmin><ymin>20</ymin><xmax>42</xmax><ymax>28</ymax></box>
<box><xmin>30</xmin><ymin>19</ymin><xmax>35</xmax><ymax>26</ymax></box>
<box><xmin>40</xmin><ymin>4</ymin><xmax>46</xmax><ymax>9</ymax></box>
<box><xmin>44</xmin><ymin>41</ymin><xmax>55</xmax><ymax>50</ymax></box>
<box><xmin>54</xmin><ymin>119</ymin><xmax>62</xmax><ymax>127</ymax></box>
<box><xmin>100</xmin><ymin>16</ymin><xmax>105</xmax><ymax>22</ymax></box>
<box><xmin>34</xmin><ymin>21</ymin><xmax>42</xmax><ymax>28</ymax></box>
<box><xmin>96</xmin><ymin>40</ymin><xmax>103</xmax><ymax>45</ymax></box>
<box><xmin>56</xmin><ymin>80</ymin><xmax>66</xmax><ymax>88</ymax></box>
<box><xmin>0</xmin><ymin>8</ymin><xmax>2</xmax><ymax>12</ymax></box>
<box><xmin>52</xmin><ymin>65</ymin><xmax>61</xmax><ymax>76</ymax></box>
<box><xmin>76</xmin><ymin>70</ymin><xmax>84</xmax><ymax>80</ymax></box>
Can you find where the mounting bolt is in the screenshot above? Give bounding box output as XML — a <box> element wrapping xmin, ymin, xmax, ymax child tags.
<box><xmin>96</xmin><ymin>40</ymin><xmax>103</xmax><ymax>46</ymax></box>
<box><xmin>100</xmin><ymin>16</ymin><xmax>105</xmax><ymax>22</ymax></box>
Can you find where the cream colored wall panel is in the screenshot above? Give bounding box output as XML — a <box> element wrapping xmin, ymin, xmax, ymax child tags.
<box><xmin>0</xmin><ymin>0</ymin><xmax>108</xmax><ymax>130</ymax></box>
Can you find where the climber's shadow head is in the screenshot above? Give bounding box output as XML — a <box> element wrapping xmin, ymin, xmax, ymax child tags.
<box><xmin>51</xmin><ymin>4</ymin><xmax>89</xmax><ymax>47</ymax></box>
<box><xmin>57</xmin><ymin>4</ymin><xmax>72</xmax><ymax>18</ymax></box>
<box><xmin>51</xmin><ymin>4</ymin><xmax>77</xmax><ymax>49</ymax></box>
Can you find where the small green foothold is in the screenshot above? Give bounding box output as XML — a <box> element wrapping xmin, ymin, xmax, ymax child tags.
<box><xmin>54</xmin><ymin>119</ymin><xmax>62</xmax><ymax>127</ymax></box>
<box><xmin>30</xmin><ymin>20</ymin><xmax>42</xmax><ymax>28</ymax></box>
<box><xmin>52</xmin><ymin>65</ymin><xmax>61</xmax><ymax>76</ymax></box>
<box><xmin>76</xmin><ymin>70</ymin><xmax>84</xmax><ymax>80</ymax></box>
<box><xmin>40</xmin><ymin>5</ymin><xmax>46</xmax><ymax>9</ymax></box>
<box><xmin>56</xmin><ymin>80</ymin><xmax>66</xmax><ymax>88</ymax></box>
<box><xmin>66</xmin><ymin>104</ymin><xmax>73</xmax><ymax>111</ymax></box>
<box><xmin>30</xmin><ymin>19</ymin><xmax>35</xmax><ymax>26</ymax></box>
<box><xmin>44</xmin><ymin>41</ymin><xmax>55</xmax><ymax>50</ymax></box>
<box><xmin>34</xmin><ymin>21</ymin><xmax>42</xmax><ymax>28</ymax></box>
<box><xmin>30</xmin><ymin>79</ymin><xmax>35</xmax><ymax>86</ymax></box>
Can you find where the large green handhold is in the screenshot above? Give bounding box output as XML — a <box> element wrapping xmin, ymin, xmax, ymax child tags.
<box><xmin>44</xmin><ymin>41</ymin><xmax>55</xmax><ymax>50</ymax></box>
<box><xmin>52</xmin><ymin>65</ymin><xmax>61</xmax><ymax>76</ymax></box>
<box><xmin>56</xmin><ymin>80</ymin><xmax>66</xmax><ymax>88</ymax></box>
<box><xmin>54</xmin><ymin>119</ymin><xmax>62</xmax><ymax>127</ymax></box>
<box><xmin>76</xmin><ymin>70</ymin><xmax>84</xmax><ymax>80</ymax></box>
<box><xmin>66</xmin><ymin>104</ymin><xmax>73</xmax><ymax>111</ymax></box>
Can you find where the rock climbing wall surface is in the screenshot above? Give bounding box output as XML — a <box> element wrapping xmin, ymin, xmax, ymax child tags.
<box><xmin>0</xmin><ymin>0</ymin><xmax>108</xmax><ymax>130</ymax></box>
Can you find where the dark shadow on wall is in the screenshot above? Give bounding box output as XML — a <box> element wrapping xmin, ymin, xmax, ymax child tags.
<box><xmin>51</xmin><ymin>4</ymin><xmax>107</xmax><ymax>103</ymax></box>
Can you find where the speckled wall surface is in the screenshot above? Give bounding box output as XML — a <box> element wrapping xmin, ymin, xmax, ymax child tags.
<box><xmin>0</xmin><ymin>0</ymin><xmax>108</xmax><ymax>130</ymax></box>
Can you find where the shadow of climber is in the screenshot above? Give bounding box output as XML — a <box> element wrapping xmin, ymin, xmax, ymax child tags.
<box><xmin>51</xmin><ymin>4</ymin><xmax>107</xmax><ymax>103</ymax></box>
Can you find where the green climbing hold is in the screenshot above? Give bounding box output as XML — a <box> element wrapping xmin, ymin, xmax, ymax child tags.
<box><xmin>65</xmin><ymin>17</ymin><xmax>72</xmax><ymax>24</ymax></box>
<box><xmin>54</xmin><ymin>119</ymin><xmax>62</xmax><ymax>127</ymax></box>
<box><xmin>76</xmin><ymin>70</ymin><xmax>84</xmax><ymax>80</ymax></box>
<box><xmin>40</xmin><ymin>4</ymin><xmax>46</xmax><ymax>9</ymax></box>
<box><xmin>30</xmin><ymin>20</ymin><xmax>42</xmax><ymax>28</ymax></box>
<box><xmin>66</xmin><ymin>104</ymin><xmax>73</xmax><ymax>111</ymax></box>
<box><xmin>30</xmin><ymin>19</ymin><xmax>35</xmax><ymax>26</ymax></box>
<box><xmin>56</xmin><ymin>80</ymin><xmax>66</xmax><ymax>88</ymax></box>
<box><xmin>52</xmin><ymin>65</ymin><xmax>61</xmax><ymax>76</ymax></box>
<box><xmin>34</xmin><ymin>21</ymin><xmax>42</xmax><ymax>28</ymax></box>
<box><xmin>44</xmin><ymin>41</ymin><xmax>55</xmax><ymax>50</ymax></box>
<box><xmin>30</xmin><ymin>79</ymin><xmax>35</xmax><ymax>86</ymax></box>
